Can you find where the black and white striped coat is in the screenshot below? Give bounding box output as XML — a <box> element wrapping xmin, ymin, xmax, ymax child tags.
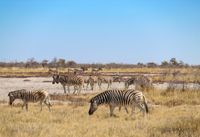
<box><xmin>97</xmin><ymin>76</ymin><xmax>113</xmax><ymax>90</ymax></box>
<box><xmin>88</xmin><ymin>89</ymin><xmax>148</xmax><ymax>117</ymax></box>
<box><xmin>84</xmin><ymin>76</ymin><xmax>96</xmax><ymax>90</ymax></box>
<box><xmin>125</xmin><ymin>75</ymin><xmax>153</xmax><ymax>90</ymax></box>
<box><xmin>8</xmin><ymin>89</ymin><xmax>51</xmax><ymax>111</ymax></box>
<box><xmin>52</xmin><ymin>74</ymin><xmax>83</xmax><ymax>94</ymax></box>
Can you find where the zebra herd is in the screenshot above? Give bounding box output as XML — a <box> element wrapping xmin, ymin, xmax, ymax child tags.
<box><xmin>51</xmin><ymin>72</ymin><xmax>153</xmax><ymax>94</ymax></box>
<box><xmin>7</xmin><ymin>72</ymin><xmax>152</xmax><ymax>117</ymax></box>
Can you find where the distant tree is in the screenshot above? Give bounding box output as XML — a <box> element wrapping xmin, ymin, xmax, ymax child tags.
<box><xmin>170</xmin><ymin>58</ymin><xmax>178</xmax><ymax>66</ymax></box>
<box><xmin>41</xmin><ymin>60</ymin><xmax>48</xmax><ymax>68</ymax></box>
<box><xmin>137</xmin><ymin>62</ymin><xmax>145</xmax><ymax>67</ymax></box>
<box><xmin>178</xmin><ymin>60</ymin><xmax>185</xmax><ymax>67</ymax></box>
<box><xmin>146</xmin><ymin>62</ymin><xmax>157</xmax><ymax>68</ymax></box>
<box><xmin>26</xmin><ymin>58</ymin><xmax>38</xmax><ymax>68</ymax></box>
<box><xmin>57</xmin><ymin>58</ymin><xmax>65</xmax><ymax>67</ymax></box>
<box><xmin>49</xmin><ymin>57</ymin><xmax>58</xmax><ymax>68</ymax></box>
<box><xmin>66</xmin><ymin>60</ymin><xmax>77</xmax><ymax>67</ymax></box>
<box><xmin>161</xmin><ymin>60</ymin><xmax>169</xmax><ymax>67</ymax></box>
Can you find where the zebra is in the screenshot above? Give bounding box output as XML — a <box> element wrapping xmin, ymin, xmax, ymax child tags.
<box><xmin>125</xmin><ymin>75</ymin><xmax>153</xmax><ymax>90</ymax></box>
<box><xmin>88</xmin><ymin>89</ymin><xmax>149</xmax><ymax>117</ymax></box>
<box><xmin>97</xmin><ymin>76</ymin><xmax>113</xmax><ymax>90</ymax></box>
<box><xmin>84</xmin><ymin>76</ymin><xmax>96</xmax><ymax>90</ymax></box>
<box><xmin>113</xmin><ymin>76</ymin><xmax>122</xmax><ymax>83</ymax></box>
<box><xmin>8</xmin><ymin>89</ymin><xmax>51</xmax><ymax>111</ymax></box>
<box><xmin>52</xmin><ymin>74</ymin><xmax>83</xmax><ymax>94</ymax></box>
<box><xmin>113</xmin><ymin>76</ymin><xmax>131</xmax><ymax>83</ymax></box>
<box><xmin>125</xmin><ymin>77</ymin><xmax>137</xmax><ymax>89</ymax></box>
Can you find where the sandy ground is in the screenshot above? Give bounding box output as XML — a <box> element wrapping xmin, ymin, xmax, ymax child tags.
<box><xmin>0</xmin><ymin>77</ymin><xmax>125</xmax><ymax>101</ymax></box>
<box><xmin>1</xmin><ymin>77</ymin><xmax>199</xmax><ymax>101</ymax></box>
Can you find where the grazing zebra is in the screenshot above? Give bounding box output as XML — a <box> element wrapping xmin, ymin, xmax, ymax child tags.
<box><xmin>52</xmin><ymin>74</ymin><xmax>83</xmax><ymax>94</ymax></box>
<box><xmin>97</xmin><ymin>76</ymin><xmax>113</xmax><ymax>90</ymax></box>
<box><xmin>84</xmin><ymin>76</ymin><xmax>95</xmax><ymax>90</ymax></box>
<box><xmin>125</xmin><ymin>75</ymin><xmax>153</xmax><ymax>90</ymax></box>
<box><xmin>8</xmin><ymin>89</ymin><xmax>51</xmax><ymax>111</ymax></box>
<box><xmin>88</xmin><ymin>89</ymin><xmax>148</xmax><ymax>117</ymax></box>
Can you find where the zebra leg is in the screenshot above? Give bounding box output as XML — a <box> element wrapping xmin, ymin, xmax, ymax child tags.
<box><xmin>67</xmin><ymin>86</ymin><xmax>70</xmax><ymax>94</ymax></box>
<box><xmin>109</xmin><ymin>104</ymin><xmax>116</xmax><ymax>117</ymax></box>
<box><xmin>25</xmin><ymin>103</ymin><xmax>28</xmax><ymax>111</ymax></box>
<box><xmin>119</xmin><ymin>106</ymin><xmax>122</xmax><ymax>112</ymax></box>
<box><xmin>125</xmin><ymin>107</ymin><xmax>129</xmax><ymax>114</ymax></box>
<box><xmin>130</xmin><ymin>105</ymin><xmax>136</xmax><ymax>117</ymax></box>
<box><xmin>108</xmin><ymin>81</ymin><xmax>112</xmax><ymax>89</ymax></box>
<box><xmin>63</xmin><ymin>85</ymin><xmax>66</xmax><ymax>94</ymax></box>
<box><xmin>73</xmin><ymin>86</ymin><xmax>77</xmax><ymax>94</ymax></box>
<box><xmin>22</xmin><ymin>101</ymin><xmax>26</xmax><ymax>110</ymax></box>
<box><xmin>82</xmin><ymin>84</ymin><xmax>85</xmax><ymax>91</ymax></box>
<box><xmin>44</xmin><ymin>99</ymin><xmax>51</xmax><ymax>112</ymax></box>
<box><xmin>79</xmin><ymin>85</ymin><xmax>82</xmax><ymax>94</ymax></box>
<box><xmin>40</xmin><ymin>101</ymin><xmax>43</xmax><ymax>111</ymax></box>
<box><xmin>107</xmin><ymin>83</ymin><xmax>110</xmax><ymax>89</ymax></box>
<box><xmin>98</xmin><ymin>82</ymin><xmax>102</xmax><ymax>90</ymax></box>
<box><xmin>91</xmin><ymin>83</ymin><xmax>94</xmax><ymax>90</ymax></box>
<box><xmin>86</xmin><ymin>83</ymin><xmax>89</xmax><ymax>90</ymax></box>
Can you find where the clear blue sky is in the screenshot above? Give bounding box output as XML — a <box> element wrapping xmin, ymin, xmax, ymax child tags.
<box><xmin>0</xmin><ymin>0</ymin><xmax>200</xmax><ymax>64</ymax></box>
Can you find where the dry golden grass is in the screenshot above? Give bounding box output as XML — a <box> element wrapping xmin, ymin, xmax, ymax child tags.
<box><xmin>147</xmin><ymin>89</ymin><xmax>200</xmax><ymax>106</ymax></box>
<box><xmin>0</xmin><ymin>67</ymin><xmax>200</xmax><ymax>83</ymax></box>
<box><xmin>1</xmin><ymin>89</ymin><xmax>200</xmax><ymax>137</ymax></box>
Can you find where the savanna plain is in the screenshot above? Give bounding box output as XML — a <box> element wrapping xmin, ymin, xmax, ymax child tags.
<box><xmin>0</xmin><ymin>67</ymin><xmax>200</xmax><ymax>137</ymax></box>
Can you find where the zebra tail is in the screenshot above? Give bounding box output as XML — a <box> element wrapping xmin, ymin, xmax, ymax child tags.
<box><xmin>143</xmin><ymin>96</ymin><xmax>149</xmax><ymax>113</ymax></box>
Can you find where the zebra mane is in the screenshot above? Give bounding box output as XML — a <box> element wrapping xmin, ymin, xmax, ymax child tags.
<box><xmin>9</xmin><ymin>89</ymin><xmax>26</xmax><ymax>94</ymax></box>
<box><xmin>90</xmin><ymin>91</ymin><xmax>110</xmax><ymax>105</ymax></box>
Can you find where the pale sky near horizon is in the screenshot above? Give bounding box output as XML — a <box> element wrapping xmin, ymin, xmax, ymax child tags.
<box><xmin>0</xmin><ymin>0</ymin><xmax>200</xmax><ymax>64</ymax></box>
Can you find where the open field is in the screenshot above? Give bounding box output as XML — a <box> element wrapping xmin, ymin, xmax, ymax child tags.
<box><xmin>0</xmin><ymin>68</ymin><xmax>200</xmax><ymax>137</ymax></box>
<box><xmin>1</xmin><ymin>77</ymin><xmax>199</xmax><ymax>101</ymax></box>
<box><xmin>1</xmin><ymin>91</ymin><xmax>200</xmax><ymax>137</ymax></box>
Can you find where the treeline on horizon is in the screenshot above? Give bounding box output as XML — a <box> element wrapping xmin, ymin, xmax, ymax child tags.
<box><xmin>0</xmin><ymin>57</ymin><xmax>199</xmax><ymax>68</ymax></box>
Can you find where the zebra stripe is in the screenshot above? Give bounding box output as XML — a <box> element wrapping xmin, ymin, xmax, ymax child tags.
<box><xmin>125</xmin><ymin>75</ymin><xmax>153</xmax><ymax>90</ymax></box>
<box><xmin>97</xmin><ymin>76</ymin><xmax>113</xmax><ymax>89</ymax></box>
<box><xmin>8</xmin><ymin>89</ymin><xmax>51</xmax><ymax>111</ymax></box>
<box><xmin>84</xmin><ymin>76</ymin><xmax>95</xmax><ymax>90</ymax></box>
<box><xmin>88</xmin><ymin>89</ymin><xmax>148</xmax><ymax>117</ymax></box>
<box><xmin>125</xmin><ymin>77</ymin><xmax>136</xmax><ymax>89</ymax></box>
<box><xmin>52</xmin><ymin>74</ymin><xmax>83</xmax><ymax>94</ymax></box>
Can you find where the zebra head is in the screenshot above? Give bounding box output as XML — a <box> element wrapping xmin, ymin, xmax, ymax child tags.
<box><xmin>52</xmin><ymin>74</ymin><xmax>59</xmax><ymax>84</ymax></box>
<box><xmin>8</xmin><ymin>92</ymin><xmax>15</xmax><ymax>105</ymax></box>
<box><xmin>125</xmin><ymin>77</ymin><xmax>136</xmax><ymax>89</ymax></box>
<box><xmin>88</xmin><ymin>100</ymin><xmax>98</xmax><ymax>115</ymax></box>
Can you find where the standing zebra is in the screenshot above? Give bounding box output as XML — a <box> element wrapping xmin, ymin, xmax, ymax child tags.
<box><xmin>88</xmin><ymin>89</ymin><xmax>148</xmax><ymax>117</ymax></box>
<box><xmin>84</xmin><ymin>76</ymin><xmax>95</xmax><ymax>90</ymax></box>
<box><xmin>52</xmin><ymin>74</ymin><xmax>83</xmax><ymax>94</ymax></box>
<box><xmin>8</xmin><ymin>89</ymin><xmax>51</xmax><ymax>111</ymax></box>
<box><xmin>97</xmin><ymin>76</ymin><xmax>113</xmax><ymax>90</ymax></box>
<box><xmin>125</xmin><ymin>75</ymin><xmax>153</xmax><ymax>90</ymax></box>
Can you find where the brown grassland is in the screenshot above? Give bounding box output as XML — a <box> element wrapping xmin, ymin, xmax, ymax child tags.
<box><xmin>1</xmin><ymin>89</ymin><xmax>200</xmax><ymax>137</ymax></box>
